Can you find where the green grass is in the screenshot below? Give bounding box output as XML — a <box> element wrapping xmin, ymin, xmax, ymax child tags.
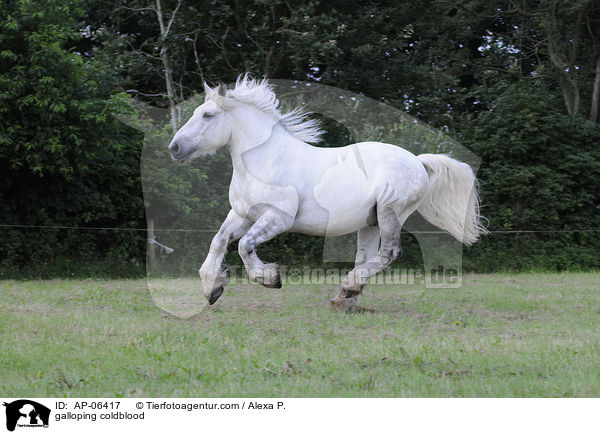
<box><xmin>1</xmin><ymin>272</ymin><xmax>599</xmax><ymax>397</ymax></box>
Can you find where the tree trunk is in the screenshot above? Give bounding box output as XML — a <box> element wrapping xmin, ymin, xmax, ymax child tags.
<box><xmin>155</xmin><ymin>0</ymin><xmax>182</xmax><ymax>132</ymax></box>
<box><xmin>590</xmin><ymin>56</ymin><xmax>600</xmax><ymax>123</ymax></box>
<box><xmin>559</xmin><ymin>74</ymin><xmax>580</xmax><ymax>117</ymax></box>
<box><xmin>547</xmin><ymin>1</ymin><xmax>583</xmax><ymax>118</ymax></box>
<box><xmin>160</xmin><ymin>48</ymin><xmax>179</xmax><ymax>133</ymax></box>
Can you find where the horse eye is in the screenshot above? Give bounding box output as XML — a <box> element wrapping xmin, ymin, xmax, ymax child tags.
<box><xmin>203</xmin><ymin>112</ymin><xmax>214</xmax><ymax>119</ymax></box>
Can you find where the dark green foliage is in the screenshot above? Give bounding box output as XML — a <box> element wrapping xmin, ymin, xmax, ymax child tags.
<box><xmin>1</xmin><ymin>0</ymin><xmax>599</xmax><ymax>276</ymax></box>
<box><xmin>0</xmin><ymin>0</ymin><xmax>145</xmax><ymax>276</ymax></box>
<box><xmin>459</xmin><ymin>82</ymin><xmax>600</xmax><ymax>270</ymax></box>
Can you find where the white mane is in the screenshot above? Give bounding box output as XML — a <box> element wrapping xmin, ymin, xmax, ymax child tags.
<box><xmin>208</xmin><ymin>74</ymin><xmax>324</xmax><ymax>144</ymax></box>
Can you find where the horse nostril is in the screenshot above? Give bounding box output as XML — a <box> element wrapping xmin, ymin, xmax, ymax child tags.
<box><xmin>170</xmin><ymin>142</ymin><xmax>181</xmax><ymax>155</ymax></box>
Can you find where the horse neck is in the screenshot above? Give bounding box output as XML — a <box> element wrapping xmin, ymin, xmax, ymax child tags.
<box><xmin>227</xmin><ymin>107</ymin><xmax>298</xmax><ymax>175</ymax></box>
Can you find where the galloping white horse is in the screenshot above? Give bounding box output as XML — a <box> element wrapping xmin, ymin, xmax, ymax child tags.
<box><xmin>168</xmin><ymin>75</ymin><xmax>486</xmax><ymax>310</ymax></box>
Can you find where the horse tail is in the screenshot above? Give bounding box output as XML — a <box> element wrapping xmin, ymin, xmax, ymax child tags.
<box><xmin>416</xmin><ymin>153</ymin><xmax>488</xmax><ymax>245</ymax></box>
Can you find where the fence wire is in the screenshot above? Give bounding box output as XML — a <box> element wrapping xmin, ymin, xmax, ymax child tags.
<box><xmin>1</xmin><ymin>224</ymin><xmax>599</xmax><ymax>234</ymax></box>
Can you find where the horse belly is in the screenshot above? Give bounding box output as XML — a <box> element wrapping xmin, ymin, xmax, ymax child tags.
<box><xmin>292</xmin><ymin>197</ymin><xmax>373</xmax><ymax>236</ymax></box>
<box><xmin>309</xmin><ymin>154</ymin><xmax>377</xmax><ymax>235</ymax></box>
<box><xmin>320</xmin><ymin>200</ymin><xmax>374</xmax><ymax>236</ymax></box>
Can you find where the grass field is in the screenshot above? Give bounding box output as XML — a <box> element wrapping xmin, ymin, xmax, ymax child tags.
<box><xmin>1</xmin><ymin>272</ymin><xmax>599</xmax><ymax>397</ymax></box>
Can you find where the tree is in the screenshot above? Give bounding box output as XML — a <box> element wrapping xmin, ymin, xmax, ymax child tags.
<box><xmin>0</xmin><ymin>0</ymin><xmax>144</xmax><ymax>275</ymax></box>
<box><xmin>2</xmin><ymin>0</ymin><xmax>599</xmax><ymax>275</ymax></box>
<box><xmin>459</xmin><ymin>81</ymin><xmax>600</xmax><ymax>269</ymax></box>
<box><xmin>540</xmin><ymin>0</ymin><xmax>600</xmax><ymax>119</ymax></box>
<box><xmin>473</xmin><ymin>0</ymin><xmax>600</xmax><ymax>121</ymax></box>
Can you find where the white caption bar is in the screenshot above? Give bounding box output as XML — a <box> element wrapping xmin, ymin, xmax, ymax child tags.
<box><xmin>1</xmin><ymin>398</ymin><xmax>598</xmax><ymax>433</ymax></box>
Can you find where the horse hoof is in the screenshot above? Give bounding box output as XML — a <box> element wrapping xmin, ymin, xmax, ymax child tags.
<box><xmin>263</xmin><ymin>273</ymin><xmax>282</xmax><ymax>288</ymax></box>
<box><xmin>258</xmin><ymin>264</ymin><xmax>281</xmax><ymax>288</ymax></box>
<box><xmin>208</xmin><ymin>286</ymin><xmax>224</xmax><ymax>305</ymax></box>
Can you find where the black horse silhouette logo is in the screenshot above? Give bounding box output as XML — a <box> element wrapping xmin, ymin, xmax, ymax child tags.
<box><xmin>3</xmin><ymin>400</ymin><xmax>50</xmax><ymax>431</ymax></box>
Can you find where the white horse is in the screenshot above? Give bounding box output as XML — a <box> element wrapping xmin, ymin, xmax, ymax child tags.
<box><xmin>168</xmin><ymin>75</ymin><xmax>486</xmax><ymax>310</ymax></box>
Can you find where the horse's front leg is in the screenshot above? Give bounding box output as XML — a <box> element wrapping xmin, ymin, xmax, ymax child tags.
<box><xmin>200</xmin><ymin>209</ymin><xmax>251</xmax><ymax>304</ymax></box>
<box><xmin>238</xmin><ymin>208</ymin><xmax>293</xmax><ymax>288</ymax></box>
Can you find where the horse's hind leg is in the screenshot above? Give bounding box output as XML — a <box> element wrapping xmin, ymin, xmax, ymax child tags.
<box><xmin>355</xmin><ymin>226</ymin><xmax>380</xmax><ymax>266</ymax></box>
<box><xmin>238</xmin><ymin>208</ymin><xmax>293</xmax><ymax>288</ymax></box>
<box><xmin>331</xmin><ymin>202</ymin><xmax>417</xmax><ymax>311</ymax></box>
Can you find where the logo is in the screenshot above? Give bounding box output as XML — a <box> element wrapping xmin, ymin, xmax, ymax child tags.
<box><xmin>3</xmin><ymin>400</ymin><xmax>50</xmax><ymax>431</ymax></box>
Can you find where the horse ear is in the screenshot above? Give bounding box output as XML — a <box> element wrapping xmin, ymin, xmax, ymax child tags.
<box><xmin>203</xmin><ymin>81</ymin><xmax>213</xmax><ymax>96</ymax></box>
